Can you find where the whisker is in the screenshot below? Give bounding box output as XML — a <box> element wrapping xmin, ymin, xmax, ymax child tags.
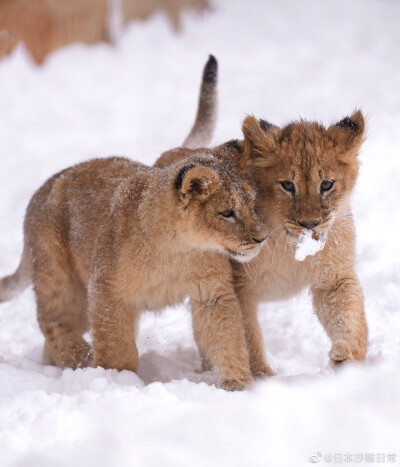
<box><xmin>264</xmin><ymin>222</ymin><xmax>286</xmax><ymax>252</ymax></box>
<box><xmin>249</xmin><ymin>254</ymin><xmax>259</xmax><ymax>276</ymax></box>
<box><xmin>266</xmin><ymin>222</ymin><xmax>285</xmax><ymax>241</ymax></box>
<box><xmin>243</xmin><ymin>261</ymin><xmax>253</xmax><ymax>281</ymax></box>
<box><xmin>271</xmin><ymin>229</ymin><xmax>286</xmax><ymax>264</ymax></box>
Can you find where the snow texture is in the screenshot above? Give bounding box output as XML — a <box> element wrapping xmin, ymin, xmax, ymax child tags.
<box><xmin>0</xmin><ymin>0</ymin><xmax>400</xmax><ymax>466</ymax></box>
<box><xmin>294</xmin><ymin>230</ymin><xmax>327</xmax><ymax>261</ymax></box>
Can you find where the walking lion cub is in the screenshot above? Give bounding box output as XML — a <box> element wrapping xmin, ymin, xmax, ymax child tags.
<box><xmin>0</xmin><ymin>153</ymin><xmax>267</xmax><ymax>390</ymax></box>
<box><xmin>156</xmin><ymin>54</ymin><xmax>368</xmax><ymax>374</ymax></box>
<box><xmin>157</xmin><ymin>80</ymin><xmax>368</xmax><ymax>375</ymax></box>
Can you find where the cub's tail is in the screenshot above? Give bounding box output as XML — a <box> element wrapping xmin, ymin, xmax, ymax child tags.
<box><xmin>0</xmin><ymin>245</ymin><xmax>32</xmax><ymax>303</ymax></box>
<box><xmin>182</xmin><ymin>54</ymin><xmax>218</xmax><ymax>149</ymax></box>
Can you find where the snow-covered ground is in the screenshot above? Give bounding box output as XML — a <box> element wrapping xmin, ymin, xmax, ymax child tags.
<box><xmin>0</xmin><ymin>0</ymin><xmax>399</xmax><ymax>465</ymax></box>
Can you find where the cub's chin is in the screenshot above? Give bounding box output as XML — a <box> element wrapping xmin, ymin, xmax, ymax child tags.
<box><xmin>227</xmin><ymin>248</ymin><xmax>260</xmax><ymax>263</ymax></box>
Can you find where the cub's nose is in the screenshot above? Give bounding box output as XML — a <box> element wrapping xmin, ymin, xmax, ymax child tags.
<box><xmin>299</xmin><ymin>220</ymin><xmax>319</xmax><ymax>230</ymax></box>
<box><xmin>251</xmin><ymin>222</ymin><xmax>268</xmax><ymax>244</ymax></box>
<box><xmin>252</xmin><ymin>235</ymin><xmax>267</xmax><ymax>244</ymax></box>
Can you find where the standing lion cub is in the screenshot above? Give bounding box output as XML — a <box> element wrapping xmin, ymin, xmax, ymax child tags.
<box><xmin>0</xmin><ymin>153</ymin><xmax>267</xmax><ymax>390</ymax></box>
<box><xmin>157</xmin><ymin>72</ymin><xmax>368</xmax><ymax>374</ymax></box>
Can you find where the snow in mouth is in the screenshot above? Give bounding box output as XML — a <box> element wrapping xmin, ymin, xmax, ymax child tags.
<box><xmin>294</xmin><ymin>230</ymin><xmax>327</xmax><ymax>261</ymax></box>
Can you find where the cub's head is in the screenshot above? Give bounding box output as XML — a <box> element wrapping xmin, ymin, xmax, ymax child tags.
<box><xmin>241</xmin><ymin>110</ymin><xmax>365</xmax><ymax>238</ymax></box>
<box><xmin>173</xmin><ymin>155</ymin><xmax>267</xmax><ymax>262</ymax></box>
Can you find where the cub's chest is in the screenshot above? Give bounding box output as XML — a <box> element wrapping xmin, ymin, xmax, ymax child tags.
<box><xmin>121</xmin><ymin>249</ymin><xmax>191</xmax><ymax>312</ymax></box>
<box><xmin>247</xmin><ymin>246</ymin><xmax>316</xmax><ymax>301</ymax></box>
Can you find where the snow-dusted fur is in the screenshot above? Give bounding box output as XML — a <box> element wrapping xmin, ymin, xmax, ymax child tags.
<box><xmin>155</xmin><ymin>110</ymin><xmax>368</xmax><ymax>374</ymax></box>
<box><xmin>0</xmin><ymin>53</ymin><xmax>218</xmax><ymax>307</ymax></box>
<box><xmin>0</xmin><ymin>154</ymin><xmax>267</xmax><ymax>390</ymax></box>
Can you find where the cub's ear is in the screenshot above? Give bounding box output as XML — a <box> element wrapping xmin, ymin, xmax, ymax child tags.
<box><xmin>175</xmin><ymin>165</ymin><xmax>221</xmax><ymax>205</ymax></box>
<box><xmin>242</xmin><ymin>116</ymin><xmax>280</xmax><ymax>167</ymax></box>
<box><xmin>328</xmin><ymin>110</ymin><xmax>366</xmax><ymax>162</ymax></box>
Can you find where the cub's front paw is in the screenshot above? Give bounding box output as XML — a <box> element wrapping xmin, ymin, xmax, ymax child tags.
<box><xmin>250</xmin><ymin>361</ymin><xmax>275</xmax><ymax>379</ymax></box>
<box><xmin>220</xmin><ymin>378</ymin><xmax>250</xmax><ymax>391</ymax></box>
<box><xmin>92</xmin><ymin>350</ymin><xmax>138</xmax><ymax>373</ymax></box>
<box><xmin>329</xmin><ymin>341</ymin><xmax>353</xmax><ymax>366</ymax></box>
<box><xmin>75</xmin><ymin>344</ymin><xmax>94</xmax><ymax>368</ymax></box>
<box><xmin>219</xmin><ymin>371</ymin><xmax>253</xmax><ymax>391</ymax></box>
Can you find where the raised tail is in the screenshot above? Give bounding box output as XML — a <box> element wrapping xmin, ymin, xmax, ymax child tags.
<box><xmin>0</xmin><ymin>245</ymin><xmax>32</xmax><ymax>303</ymax></box>
<box><xmin>182</xmin><ymin>54</ymin><xmax>218</xmax><ymax>149</ymax></box>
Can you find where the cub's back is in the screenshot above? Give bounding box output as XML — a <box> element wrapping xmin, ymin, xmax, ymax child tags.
<box><xmin>25</xmin><ymin>157</ymin><xmax>154</xmax><ymax>284</ymax></box>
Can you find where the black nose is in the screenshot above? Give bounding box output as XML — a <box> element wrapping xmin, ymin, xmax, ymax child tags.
<box><xmin>299</xmin><ymin>220</ymin><xmax>319</xmax><ymax>230</ymax></box>
<box><xmin>252</xmin><ymin>236</ymin><xmax>267</xmax><ymax>244</ymax></box>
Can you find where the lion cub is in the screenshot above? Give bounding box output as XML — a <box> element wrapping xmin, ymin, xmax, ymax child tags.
<box><xmin>0</xmin><ymin>154</ymin><xmax>267</xmax><ymax>390</ymax></box>
<box><xmin>157</xmin><ymin>110</ymin><xmax>368</xmax><ymax>376</ymax></box>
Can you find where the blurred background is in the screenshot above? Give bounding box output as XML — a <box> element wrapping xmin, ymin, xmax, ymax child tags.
<box><xmin>0</xmin><ymin>0</ymin><xmax>210</xmax><ymax>63</ymax></box>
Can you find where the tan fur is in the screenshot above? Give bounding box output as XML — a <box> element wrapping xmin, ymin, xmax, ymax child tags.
<box><xmin>0</xmin><ymin>154</ymin><xmax>268</xmax><ymax>390</ymax></box>
<box><xmin>155</xmin><ymin>110</ymin><xmax>368</xmax><ymax>375</ymax></box>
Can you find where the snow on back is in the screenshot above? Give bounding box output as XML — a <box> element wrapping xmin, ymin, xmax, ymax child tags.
<box><xmin>295</xmin><ymin>230</ymin><xmax>327</xmax><ymax>261</ymax></box>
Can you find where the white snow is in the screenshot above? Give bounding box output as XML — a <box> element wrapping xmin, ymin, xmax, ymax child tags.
<box><xmin>1</xmin><ymin>0</ymin><xmax>400</xmax><ymax>466</ymax></box>
<box><xmin>295</xmin><ymin>230</ymin><xmax>327</xmax><ymax>261</ymax></box>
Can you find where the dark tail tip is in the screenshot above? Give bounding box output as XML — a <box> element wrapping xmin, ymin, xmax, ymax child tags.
<box><xmin>203</xmin><ymin>54</ymin><xmax>218</xmax><ymax>83</ymax></box>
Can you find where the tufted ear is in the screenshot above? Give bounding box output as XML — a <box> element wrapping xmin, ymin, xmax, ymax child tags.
<box><xmin>327</xmin><ymin>110</ymin><xmax>366</xmax><ymax>162</ymax></box>
<box><xmin>175</xmin><ymin>165</ymin><xmax>221</xmax><ymax>205</ymax></box>
<box><xmin>242</xmin><ymin>116</ymin><xmax>281</xmax><ymax>167</ymax></box>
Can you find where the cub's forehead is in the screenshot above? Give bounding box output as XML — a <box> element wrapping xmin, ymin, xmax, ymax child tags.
<box><xmin>243</xmin><ymin>179</ymin><xmax>257</xmax><ymax>201</ymax></box>
<box><xmin>276</xmin><ymin>157</ymin><xmax>337</xmax><ymax>181</ymax></box>
<box><xmin>277</xmin><ymin>123</ymin><xmax>339</xmax><ymax>174</ymax></box>
<box><xmin>228</xmin><ymin>176</ymin><xmax>257</xmax><ymax>204</ymax></box>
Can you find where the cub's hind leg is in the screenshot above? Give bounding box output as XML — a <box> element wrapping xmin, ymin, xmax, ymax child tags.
<box><xmin>31</xmin><ymin>235</ymin><xmax>92</xmax><ymax>369</ymax></box>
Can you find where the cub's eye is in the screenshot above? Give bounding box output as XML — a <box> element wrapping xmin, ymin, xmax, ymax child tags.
<box><xmin>220</xmin><ymin>210</ymin><xmax>235</xmax><ymax>218</ymax></box>
<box><xmin>280</xmin><ymin>181</ymin><xmax>295</xmax><ymax>193</ymax></box>
<box><xmin>320</xmin><ymin>180</ymin><xmax>335</xmax><ymax>192</ymax></box>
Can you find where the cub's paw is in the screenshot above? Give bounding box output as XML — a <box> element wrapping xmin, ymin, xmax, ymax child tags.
<box><xmin>250</xmin><ymin>362</ymin><xmax>275</xmax><ymax>379</ymax></box>
<box><xmin>329</xmin><ymin>341</ymin><xmax>353</xmax><ymax>366</ymax></box>
<box><xmin>69</xmin><ymin>341</ymin><xmax>94</xmax><ymax>369</ymax></box>
<box><xmin>219</xmin><ymin>373</ymin><xmax>253</xmax><ymax>391</ymax></box>
<box><xmin>92</xmin><ymin>351</ymin><xmax>138</xmax><ymax>373</ymax></box>
<box><xmin>43</xmin><ymin>339</ymin><xmax>93</xmax><ymax>369</ymax></box>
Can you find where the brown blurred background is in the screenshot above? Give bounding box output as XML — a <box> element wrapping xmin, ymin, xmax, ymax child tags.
<box><xmin>0</xmin><ymin>0</ymin><xmax>210</xmax><ymax>64</ymax></box>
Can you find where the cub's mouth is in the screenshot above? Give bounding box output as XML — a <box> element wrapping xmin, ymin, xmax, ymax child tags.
<box><xmin>284</xmin><ymin>223</ymin><xmax>332</xmax><ymax>240</ymax></box>
<box><xmin>284</xmin><ymin>227</ymin><xmax>324</xmax><ymax>241</ymax></box>
<box><xmin>283</xmin><ymin>215</ymin><xmax>335</xmax><ymax>239</ymax></box>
